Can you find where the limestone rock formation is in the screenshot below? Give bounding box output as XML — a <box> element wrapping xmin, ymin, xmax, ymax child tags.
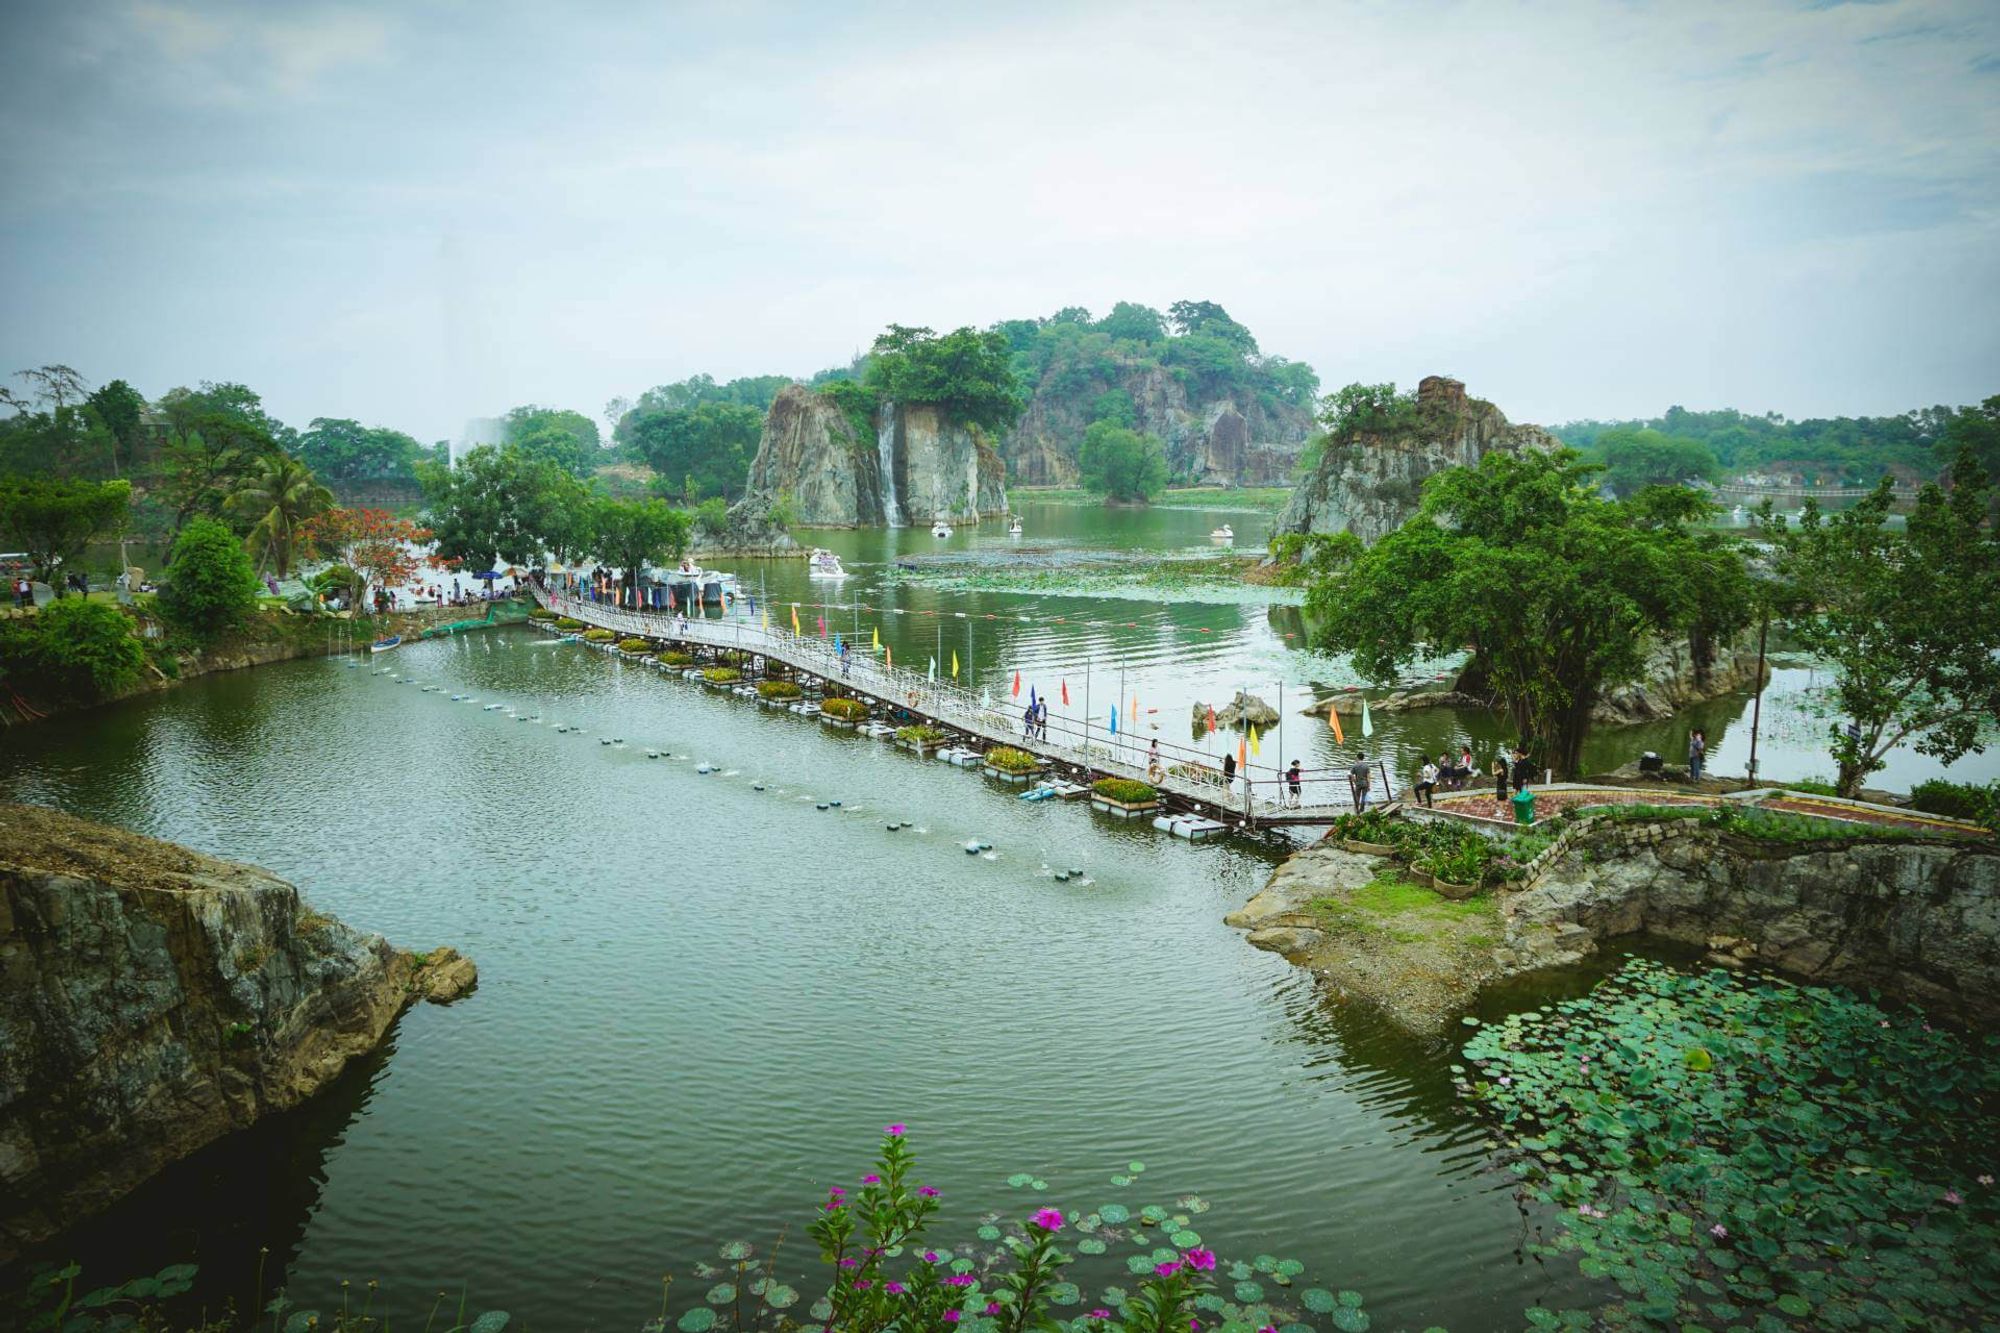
<box><xmin>0</xmin><ymin>803</ymin><xmax>468</xmax><ymax>1259</ymax></box>
<box><xmin>1273</xmin><ymin>375</ymin><xmax>1559</xmax><ymax>546</ymax></box>
<box><xmin>1004</xmin><ymin>363</ymin><xmax>1312</xmax><ymax>487</ymax></box>
<box><xmin>1198</xmin><ymin>691</ymin><xmax>1280</xmax><ymax>731</ymax></box>
<box><xmin>744</xmin><ymin>386</ymin><xmax>1008</xmax><ymax>527</ymax></box>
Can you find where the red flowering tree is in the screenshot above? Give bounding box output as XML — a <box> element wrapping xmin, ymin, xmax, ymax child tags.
<box><xmin>299</xmin><ymin>507</ymin><xmax>432</xmax><ymax>609</ymax></box>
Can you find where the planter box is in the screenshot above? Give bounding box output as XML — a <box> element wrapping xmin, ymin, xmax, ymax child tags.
<box><xmin>983</xmin><ymin>766</ymin><xmax>1041</xmax><ymax>784</ymax></box>
<box><xmin>820</xmin><ymin>716</ymin><xmax>857</xmax><ymax>731</ymax></box>
<box><xmin>1405</xmin><ymin>864</ymin><xmax>1434</xmax><ymax>888</ymax></box>
<box><xmin>899</xmin><ymin>740</ymin><xmax>941</xmax><ymax>756</ymax></box>
<box><xmin>1091</xmin><ymin>796</ymin><xmax>1160</xmax><ymax>818</ymax></box>
<box><xmin>760</xmin><ymin>697</ymin><xmax>794</xmax><ymax>709</ymax></box>
<box><xmin>1339</xmin><ymin>839</ymin><xmax>1400</xmax><ymax>857</ymax></box>
<box><xmin>1432</xmin><ymin>876</ymin><xmax>1479</xmax><ymax>901</ymax></box>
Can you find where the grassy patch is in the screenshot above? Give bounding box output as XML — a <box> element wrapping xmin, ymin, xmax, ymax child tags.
<box><xmin>1309</xmin><ymin>873</ymin><xmax>1492</xmax><ymax>936</ymax></box>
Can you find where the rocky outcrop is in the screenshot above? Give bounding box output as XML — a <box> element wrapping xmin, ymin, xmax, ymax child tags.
<box><xmin>1590</xmin><ymin>633</ymin><xmax>1766</xmax><ymax>724</ymax></box>
<box><xmin>745</xmin><ymin>386</ymin><xmax>1008</xmax><ymax>527</ymax></box>
<box><xmin>1199</xmin><ymin>691</ymin><xmax>1280</xmax><ymax>731</ymax></box>
<box><xmin>745</xmin><ymin>385</ymin><xmax>883</xmax><ymax>527</ymax></box>
<box><xmin>694</xmin><ymin>494</ymin><xmax>800</xmax><ymax>557</ymax></box>
<box><xmin>1274</xmin><ymin>376</ymin><xmax>1559</xmax><ymax>546</ymax></box>
<box><xmin>1004</xmin><ymin>363</ymin><xmax>1313</xmax><ymax>487</ymax></box>
<box><xmin>1503</xmin><ymin>819</ymin><xmax>2000</xmax><ymax>1028</ymax></box>
<box><xmin>0</xmin><ymin>804</ymin><xmax>472</xmax><ymax>1259</ymax></box>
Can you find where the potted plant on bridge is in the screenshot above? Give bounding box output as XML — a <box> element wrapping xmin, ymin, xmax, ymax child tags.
<box><xmin>701</xmin><ymin>666</ymin><xmax>742</xmax><ymax>688</ymax></box>
<box><xmin>757</xmin><ymin>680</ymin><xmax>804</xmax><ymax>707</ymax></box>
<box><xmin>1090</xmin><ymin>777</ymin><xmax>1160</xmax><ymax>818</ymax></box>
<box><xmin>982</xmin><ymin>746</ymin><xmax>1044</xmax><ymax>785</ymax></box>
<box><xmin>894</xmin><ymin>723</ymin><xmax>949</xmax><ymax>756</ymax></box>
<box><xmin>821</xmin><ymin>697</ymin><xmax>869</xmax><ymax>730</ymax></box>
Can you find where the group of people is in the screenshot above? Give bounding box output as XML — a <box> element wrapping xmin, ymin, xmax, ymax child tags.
<box><xmin>1398</xmin><ymin>745</ymin><xmax>1541</xmax><ymax>810</ymax></box>
<box><xmin>1020</xmin><ymin>697</ymin><xmax>1051</xmax><ymax>739</ymax></box>
<box><xmin>1410</xmin><ymin>746</ymin><xmax>1482</xmax><ymax>807</ymax></box>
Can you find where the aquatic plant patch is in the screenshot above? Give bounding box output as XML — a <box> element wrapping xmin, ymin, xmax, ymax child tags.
<box><xmin>1461</xmin><ymin>958</ymin><xmax>2000</xmax><ymax>1330</ymax></box>
<box><xmin>1091</xmin><ymin>778</ymin><xmax>1158</xmax><ymax>804</ymax></box>
<box><xmin>583</xmin><ymin>628</ymin><xmax>616</xmax><ymax>642</ymax></box>
<box><xmin>894</xmin><ymin>724</ymin><xmax>948</xmax><ymax>745</ymax></box>
<box><xmin>701</xmin><ymin>667</ymin><xmax>742</xmax><ymax>684</ymax></box>
<box><xmin>755</xmin><ymin>680</ymin><xmax>803</xmax><ymax>700</ymax></box>
<box><xmin>618</xmin><ymin>637</ymin><xmax>651</xmax><ymax>653</ymax></box>
<box><xmin>821</xmin><ymin>697</ymin><xmax>868</xmax><ymax>721</ymax></box>
<box><xmin>982</xmin><ymin>746</ymin><xmax>1041</xmax><ymax>773</ymax></box>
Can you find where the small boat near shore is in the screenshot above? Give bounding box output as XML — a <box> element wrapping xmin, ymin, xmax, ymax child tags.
<box><xmin>807</xmin><ymin>548</ymin><xmax>847</xmax><ymax>578</ymax></box>
<box><xmin>932</xmin><ymin>521</ymin><xmax>953</xmax><ymax>538</ymax></box>
<box><xmin>369</xmin><ymin>635</ymin><xmax>402</xmax><ymax>653</ymax></box>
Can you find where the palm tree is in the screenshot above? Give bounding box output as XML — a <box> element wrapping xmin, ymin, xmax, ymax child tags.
<box><xmin>227</xmin><ymin>454</ymin><xmax>333</xmax><ymax>577</ymax></box>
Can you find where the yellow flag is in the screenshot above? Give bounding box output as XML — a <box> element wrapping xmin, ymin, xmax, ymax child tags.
<box><xmin>790</xmin><ymin>604</ymin><xmax>800</xmax><ymax>634</ymax></box>
<box><xmin>950</xmin><ymin>650</ymin><xmax>959</xmax><ymax>678</ymax></box>
<box><xmin>1249</xmin><ymin>723</ymin><xmax>1262</xmax><ymax>757</ymax></box>
<box><xmin>872</xmin><ymin>626</ymin><xmax>880</xmax><ymax>650</ymax></box>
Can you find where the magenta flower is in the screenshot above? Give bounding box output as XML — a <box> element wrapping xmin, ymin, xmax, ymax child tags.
<box><xmin>944</xmin><ymin>1313</ymin><xmax>961</xmax><ymax>1325</ymax></box>
<box><xmin>1185</xmin><ymin>1247</ymin><xmax>1217</xmax><ymax>1272</ymax></box>
<box><xmin>886</xmin><ymin>1282</ymin><xmax>906</xmax><ymax>1295</ymax></box>
<box><xmin>1945</xmin><ymin>1190</ymin><xmax>1963</xmax><ymax>1205</ymax></box>
<box><xmin>984</xmin><ymin>1302</ymin><xmax>1002</xmax><ymax>1315</ymax></box>
<box><xmin>923</xmin><ymin>1250</ymin><xmax>939</xmax><ymax>1263</ymax></box>
<box><xmin>838</xmin><ymin>1258</ymin><xmax>859</xmax><ymax>1268</ymax></box>
<box><xmin>918</xmin><ymin>1185</ymin><xmax>941</xmax><ymax>1198</ymax></box>
<box><xmin>1260</xmin><ymin>1326</ymin><xmax>1277</xmax><ymax>1333</ymax></box>
<box><xmin>1090</xmin><ymin>1311</ymin><xmax>1113</xmax><ymax>1321</ymax></box>
<box><xmin>1155</xmin><ymin>1260</ymin><xmax>1181</xmax><ymax>1277</ymax></box>
<box><xmin>853</xmin><ymin>1279</ymin><xmax>872</xmax><ymax>1291</ymax></box>
<box><xmin>886</xmin><ymin>1123</ymin><xmax>906</xmax><ymax>1136</ymax></box>
<box><xmin>830</xmin><ymin>1186</ymin><xmax>845</xmax><ymax>1197</ymax></box>
<box><xmin>1709</xmin><ymin>1224</ymin><xmax>1728</xmax><ymax>1239</ymax></box>
<box><xmin>945</xmin><ymin>1274</ymin><xmax>976</xmax><ymax>1288</ymax></box>
<box><xmin>1032</xmin><ymin>1207</ymin><xmax>1065</xmax><ymax>1232</ymax></box>
<box><xmin>861</xmin><ymin>1174</ymin><xmax>880</xmax><ymax>1184</ymax></box>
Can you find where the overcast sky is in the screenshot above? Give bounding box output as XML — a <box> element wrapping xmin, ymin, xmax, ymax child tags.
<box><xmin>2</xmin><ymin>0</ymin><xmax>1995</xmax><ymax>443</ymax></box>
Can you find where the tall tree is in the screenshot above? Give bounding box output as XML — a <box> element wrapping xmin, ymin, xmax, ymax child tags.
<box><xmin>865</xmin><ymin>326</ymin><xmax>1023</xmax><ymax>433</ymax></box>
<box><xmin>1760</xmin><ymin>446</ymin><xmax>2000</xmax><ymax>796</ymax></box>
<box><xmin>0</xmin><ymin>477</ymin><xmax>131</xmax><ymax>592</ymax></box>
<box><xmin>297</xmin><ymin>417</ymin><xmax>427</xmax><ymax>487</ymax></box>
<box><xmin>227</xmin><ymin>454</ymin><xmax>333</xmax><ymax>575</ymax></box>
<box><xmin>1166</xmin><ymin>300</ymin><xmax>1259</xmax><ymax>355</ymax></box>
<box><xmin>1591</xmin><ymin>427</ymin><xmax>1720</xmax><ymax>497</ymax></box>
<box><xmin>626</xmin><ymin>400</ymin><xmax>762</xmax><ymax>500</ymax></box>
<box><xmin>157</xmin><ymin>516</ymin><xmax>260</xmax><ymax>640</ymax></box>
<box><xmin>1305</xmin><ymin>449</ymin><xmax>1752</xmax><ymax>779</ymax></box>
<box><xmin>587</xmin><ymin>497</ymin><xmax>692</xmax><ymax>603</ymax></box>
<box><xmin>1077</xmin><ymin>421</ymin><xmax>1168</xmax><ymax>503</ymax></box>
<box><xmin>502</xmin><ymin>405</ymin><xmax>600</xmax><ymax>476</ymax></box>
<box><xmin>298</xmin><ymin>507</ymin><xmax>432</xmax><ymax>608</ymax></box>
<box><xmin>85</xmin><ymin>379</ymin><xmax>147</xmax><ymax>476</ymax></box>
<box><xmin>417</xmin><ymin>445</ymin><xmax>591</xmax><ymax>570</ymax></box>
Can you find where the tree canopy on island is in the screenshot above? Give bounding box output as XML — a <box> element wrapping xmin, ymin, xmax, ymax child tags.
<box><xmin>417</xmin><ymin>445</ymin><xmax>592</xmax><ymax>571</ymax></box>
<box><xmin>1077</xmin><ymin>421</ymin><xmax>1168</xmax><ymax>504</ymax></box>
<box><xmin>864</xmin><ymin>325</ymin><xmax>1023</xmax><ymax>433</ymax></box>
<box><xmin>1303</xmin><ymin>449</ymin><xmax>1753</xmax><ymax>780</ymax></box>
<box><xmin>1759</xmin><ymin>445</ymin><xmax>2000</xmax><ymax>797</ymax></box>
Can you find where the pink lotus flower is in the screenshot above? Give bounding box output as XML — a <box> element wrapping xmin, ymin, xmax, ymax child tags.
<box><xmin>923</xmin><ymin>1251</ymin><xmax>939</xmax><ymax>1263</ymax></box>
<box><xmin>1945</xmin><ymin>1190</ymin><xmax>1963</xmax><ymax>1205</ymax></box>
<box><xmin>1090</xmin><ymin>1311</ymin><xmax>1113</xmax><ymax>1321</ymax></box>
<box><xmin>861</xmin><ymin>1174</ymin><xmax>880</xmax><ymax>1184</ymax></box>
<box><xmin>1709</xmin><ymin>1224</ymin><xmax>1728</xmax><ymax>1239</ymax></box>
<box><xmin>1498</xmin><ymin>1076</ymin><xmax>1513</xmax><ymax>1086</ymax></box>
<box><xmin>1185</xmin><ymin>1248</ymin><xmax>1217</xmax><ymax>1272</ymax></box>
<box><xmin>944</xmin><ymin>1313</ymin><xmax>961</xmax><ymax>1325</ymax></box>
<box><xmin>1032</xmin><ymin>1207</ymin><xmax>1065</xmax><ymax>1232</ymax></box>
<box><xmin>918</xmin><ymin>1186</ymin><xmax>940</xmax><ymax>1198</ymax></box>
<box><xmin>1156</xmin><ymin>1260</ymin><xmax>1181</xmax><ymax>1277</ymax></box>
<box><xmin>886</xmin><ymin>1123</ymin><xmax>906</xmax><ymax>1136</ymax></box>
<box><xmin>945</xmin><ymin>1274</ymin><xmax>975</xmax><ymax>1288</ymax></box>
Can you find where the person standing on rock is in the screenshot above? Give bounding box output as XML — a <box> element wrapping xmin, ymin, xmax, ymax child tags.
<box><xmin>1688</xmin><ymin>729</ymin><xmax>1706</xmax><ymax>784</ymax></box>
<box><xmin>1349</xmin><ymin>752</ymin><xmax>1372</xmax><ymax>812</ymax></box>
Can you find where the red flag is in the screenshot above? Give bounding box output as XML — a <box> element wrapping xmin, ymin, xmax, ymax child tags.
<box><xmin>1061</xmin><ymin>679</ymin><xmax>1069</xmax><ymax>705</ymax></box>
<box><xmin>1012</xmin><ymin>671</ymin><xmax>1021</xmax><ymax>698</ymax></box>
<box><xmin>1206</xmin><ymin>704</ymin><xmax>1218</xmax><ymax>734</ymax></box>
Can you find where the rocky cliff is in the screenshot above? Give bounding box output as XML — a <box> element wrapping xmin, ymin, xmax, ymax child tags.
<box><xmin>1004</xmin><ymin>363</ymin><xmax>1313</xmax><ymax>488</ymax></box>
<box><xmin>745</xmin><ymin>385</ymin><xmax>1008</xmax><ymax>526</ymax></box>
<box><xmin>1274</xmin><ymin>376</ymin><xmax>1559</xmax><ymax>545</ymax></box>
<box><xmin>0</xmin><ymin>804</ymin><xmax>474</xmax><ymax>1259</ymax></box>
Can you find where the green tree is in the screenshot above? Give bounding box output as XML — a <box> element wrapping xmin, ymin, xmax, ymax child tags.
<box><xmin>0</xmin><ymin>476</ymin><xmax>131</xmax><ymax>591</ymax></box>
<box><xmin>626</xmin><ymin>400</ymin><xmax>762</xmax><ymax>500</ymax></box>
<box><xmin>1940</xmin><ymin>396</ymin><xmax>2000</xmax><ymax>482</ymax></box>
<box><xmin>1094</xmin><ymin>302</ymin><xmax>1168</xmax><ymax>344</ymax></box>
<box><xmin>85</xmin><ymin>378</ymin><xmax>146</xmax><ymax>475</ymax></box>
<box><xmin>1760</xmin><ymin>446</ymin><xmax>2000</xmax><ymax>797</ymax></box>
<box><xmin>587</xmin><ymin>497</ymin><xmax>693</xmax><ymax>600</ymax></box>
<box><xmin>227</xmin><ymin>453</ymin><xmax>333</xmax><ymax>575</ymax></box>
<box><xmin>1077</xmin><ymin>421</ymin><xmax>1169</xmax><ymax>503</ymax></box>
<box><xmin>1591</xmin><ymin>427</ymin><xmax>1719</xmax><ymax>497</ymax></box>
<box><xmin>1304</xmin><ymin>449</ymin><xmax>1752</xmax><ymax>779</ymax></box>
<box><xmin>1166</xmin><ymin>300</ymin><xmax>1259</xmax><ymax>355</ymax></box>
<box><xmin>418</xmin><ymin>445</ymin><xmax>592</xmax><ymax>571</ymax></box>
<box><xmin>502</xmin><ymin>405</ymin><xmax>601</xmax><ymax>475</ymax></box>
<box><xmin>158</xmin><ymin>427</ymin><xmax>248</xmax><ymax>541</ymax></box>
<box><xmin>0</xmin><ymin>599</ymin><xmax>145</xmax><ymax>703</ymax></box>
<box><xmin>297</xmin><ymin>417</ymin><xmax>427</xmax><ymax>487</ymax></box>
<box><xmin>1318</xmin><ymin>382</ymin><xmax>1416</xmax><ymax>438</ymax></box>
<box><xmin>157</xmin><ymin>516</ymin><xmax>260</xmax><ymax>641</ymax></box>
<box><xmin>865</xmin><ymin>325</ymin><xmax>1023</xmax><ymax>433</ymax></box>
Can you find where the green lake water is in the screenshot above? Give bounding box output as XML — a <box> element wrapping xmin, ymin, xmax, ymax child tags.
<box><xmin>4</xmin><ymin>502</ymin><xmax>1990</xmax><ymax>1331</ymax></box>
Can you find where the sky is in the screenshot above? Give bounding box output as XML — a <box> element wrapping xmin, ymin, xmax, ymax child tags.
<box><xmin>1</xmin><ymin>0</ymin><xmax>1995</xmax><ymax>444</ymax></box>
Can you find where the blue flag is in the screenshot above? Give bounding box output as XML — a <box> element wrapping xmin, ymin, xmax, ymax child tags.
<box><xmin>1029</xmin><ymin>685</ymin><xmax>1038</xmax><ymax>707</ymax></box>
<box><xmin>1110</xmin><ymin>705</ymin><xmax>1119</xmax><ymax>735</ymax></box>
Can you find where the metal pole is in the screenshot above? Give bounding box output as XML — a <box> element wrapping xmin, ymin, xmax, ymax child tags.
<box><xmin>1083</xmin><ymin>657</ymin><xmax>1092</xmax><ymax>778</ymax></box>
<box><xmin>1746</xmin><ymin>610</ymin><xmax>1769</xmax><ymax>789</ymax></box>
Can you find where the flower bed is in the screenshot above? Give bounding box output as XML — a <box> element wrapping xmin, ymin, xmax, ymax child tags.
<box><xmin>821</xmin><ymin>697</ymin><xmax>869</xmax><ymax>722</ymax></box>
<box><xmin>617</xmin><ymin>637</ymin><xmax>650</xmax><ymax>653</ymax></box>
<box><xmin>983</xmin><ymin>746</ymin><xmax>1042</xmax><ymax>774</ymax></box>
<box><xmin>701</xmin><ymin>667</ymin><xmax>742</xmax><ymax>684</ymax></box>
<box><xmin>654</xmin><ymin>650</ymin><xmax>693</xmax><ymax>666</ymax></box>
<box><xmin>554</xmin><ymin>617</ymin><xmax>583</xmax><ymax>630</ymax></box>
<box><xmin>894</xmin><ymin>724</ymin><xmax>948</xmax><ymax>750</ymax></box>
<box><xmin>582</xmin><ymin>628</ymin><xmax>616</xmax><ymax>642</ymax></box>
<box><xmin>756</xmin><ymin>680</ymin><xmax>803</xmax><ymax>701</ymax></box>
<box><xmin>1092</xmin><ymin>778</ymin><xmax>1158</xmax><ymax>803</ymax></box>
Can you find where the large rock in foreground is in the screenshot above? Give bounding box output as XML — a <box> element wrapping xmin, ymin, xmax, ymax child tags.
<box><xmin>1274</xmin><ymin>375</ymin><xmax>1558</xmax><ymax>546</ymax></box>
<box><xmin>0</xmin><ymin>803</ymin><xmax>472</xmax><ymax>1259</ymax></box>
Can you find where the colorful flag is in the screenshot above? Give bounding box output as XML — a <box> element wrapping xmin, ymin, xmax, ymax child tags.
<box><xmin>885</xmin><ymin>645</ymin><xmax>892</xmax><ymax>668</ymax></box>
<box><xmin>1360</xmin><ymin>694</ymin><xmax>1374</xmax><ymax>739</ymax></box>
<box><xmin>1329</xmin><ymin>700</ymin><xmax>1345</xmax><ymax>744</ymax></box>
<box><xmin>872</xmin><ymin>626</ymin><xmax>880</xmax><ymax>651</ymax></box>
<box><xmin>1206</xmin><ymin>704</ymin><xmax>1218</xmax><ymax>734</ymax></box>
<box><xmin>1238</xmin><ymin>735</ymin><xmax>1248</xmax><ymax>767</ymax></box>
<box><xmin>928</xmin><ymin>656</ymin><xmax>936</xmax><ymax>681</ymax></box>
<box><xmin>1249</xmin><ymin>723</ymin><xmax>1261</xmax><ymax>757</ymax></box>
<box><xmin>951</xmin><ymin>650</ymin><xmax>959</xmax><ymax>679</ymax></box>
<box><xmin>1012</xmin><ymin>670</ymin><xmax>1022</xmax><ymax>697</ymax></box>
<box><xmin>1029</xmin><ymin>685</ymin><xmax>1038</xmax><ymax>709</ymax></box>
<box><xmin>1110</xmin><ymin>705</ymin><xmax>1119</xmax><ymax>735</ymax></box>
<box><xmin>667</xmin><ymin>585</ymin><xmax>677</xmax><ymax>611</ymax></box>
<box><xmin>1061</xmin><ymin>679</ymin><xmax>1069</xmax><ymax>705</ymax></box>
<box><xmin>817</xmin><ymin>614</ymin><xmax>825</xmax><ymax>636</ymax></box>
<box><xmin>790</xmin><ymin>604</ymin><xmax>800</xmax><ymax>634</ymax></box>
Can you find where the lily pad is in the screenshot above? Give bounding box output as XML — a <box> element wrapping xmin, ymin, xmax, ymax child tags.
<box><xmin>764</xmin><ymin>1285</ymin><xmax>799</xmax><ymax>1310</ymax></box>
<box><xmin>1302</xmin><ymin>1289</ymin><xmax>1338</xmax><ymax>1313</ymax></box>
<box><xmin>718</xmin><ymin>1241</ymin><xmax>753</xmax><ymax>1262</ymax></box>
<box><xmin>676</xmin><ymin>1311</ymin><xmax>716</xmax><ymax>1333</ymax></box>
<box><xmin>1048</xmin><ymin>1282</ymin><xmax>1081</xmax><ymax>1306</ymax></box>
<box><xmin>1078</xmin><ymin>1238</ymin><xmax>1107</xmax><ymax>1255</ymax></box>
<box><xmin>704</xmin><ymin>1284</ymin><xmax>735</xmax><ymax>1305</ymax></box>
<box><xmin>1100</xmin><ymin>1204</ymin><xmax>1130</xmax><ymax>1224</ymax></box>
<box><xmin>1234</xmin><ymin>1281</ymin><xmax>1265</xmax><ymax>1303</ymax></box>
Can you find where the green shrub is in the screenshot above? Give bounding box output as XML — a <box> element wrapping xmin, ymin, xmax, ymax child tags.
<box><xmin>156</xmin><ymin>517</ymin><xmax>258</xmax><ymax>642</ymax></box>
<box><xmin>983</xmin><ymin>746</ymin><xmax>1041</xmax><ymax>773</ymax></box>
<box><xmin>583</xmin><ymin>628</ymin><xmax>616</xmax><ymax>642</ymax></box>
<box><xmin>1091</xmin><ymin>777</ymin><xmax>1158</xmax><ymax>803</ymax></box>
<box><xmin>655</xmin><ymin>650</ymin><xmax>694</xmax><ymax>666</ymax></box>
<box><xmin>821</xmin><ymin>697</ymin><xmax>868</xmax><ymax>721</ymax></box>
<box><xmin>0</xmin><ymin>600</ymin><xmax>145</xmax><ymax>703</ymax></box>
<box><xmin>1328</xmin><ymin>809</ymin><xmax>1399</xmax><ymax>843</ymax></box>
<box><xmin>756</xmin><ymin>680</ymin><xmax>803</xmax><ymax>700</ymax></box>
<box><xmin>555</xmin><ymin>617</ymin><xmax>584</xmax><ymax>630</ymax></box>
<box><xmin>1909</xmin><ymin>778</ymin><xmax>1999</xmax><ymax>832</ymax></box>
<box><xmin>617</xmin><ymin>637</ymin><xmax>650</xmax><ymax>652</ymax></box>
<box><xmin>894</xmin><ymin>723</ymin><xmax>947</xmax><ymax>745</ymax></box>
<box><xmin>702</xmin><ymin>667</ymin><xmax>742</xmax><ymax>683</ymax></box>
<box><xmin>1781</xmin><ymin>776</ymin><xmax>1839</xmax><ymax>797</ymax></box>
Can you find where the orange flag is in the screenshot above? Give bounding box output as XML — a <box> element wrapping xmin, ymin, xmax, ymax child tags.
<box><xmin>1329</xmin><ymin>700</ymin><xmax>1345</xmax><ymax>744</ymax></box>
<box><xmin>1012</xmin><ymin>670</ymin><xmax>1021</xmax><ymax>697</ymax></box>
<box><xmin>1238</xmin><ymin>735</ymin><xmax>1248</xmax><ymax>767</ymax></box>
<box><xmin>1061</xmin><ymin>679</ymin><xmax>1069</xmax><ymax>705</ymax></box>
<box><xmin>1206</xmin><ymin>704</ymin><xmax>1218</xmax><ymax>734</ymax></box>
<box><xmin>885</xmin><ymin>645</ymin><xmax>892</xmax><ymax>668</ymax></box>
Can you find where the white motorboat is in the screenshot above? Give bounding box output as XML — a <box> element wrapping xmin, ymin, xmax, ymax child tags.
<box><xmin>806</xmin><ymin>548</ymin><xmax>847</xmax><ymax>579</ymax></box>
<box><xmin>1209</xmin><ymin>524</ymin><xmax>1234</xmax><ymax>542</ymax></box>
<box><xmin>932</xmin><ymin>521</ymin><xmax>953</xmax><ymax>538</ymax></box>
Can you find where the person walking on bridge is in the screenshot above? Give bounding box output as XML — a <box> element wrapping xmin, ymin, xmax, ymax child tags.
<box><xmin>1286</xmin><ymin>759</ymin><xmax>1303</xmax><ymax>807</ymax></box>
<box><xmin>1349</xmin><ymin>752</ymin><xmax>1372</xmax><ymax>812</ymax></box>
